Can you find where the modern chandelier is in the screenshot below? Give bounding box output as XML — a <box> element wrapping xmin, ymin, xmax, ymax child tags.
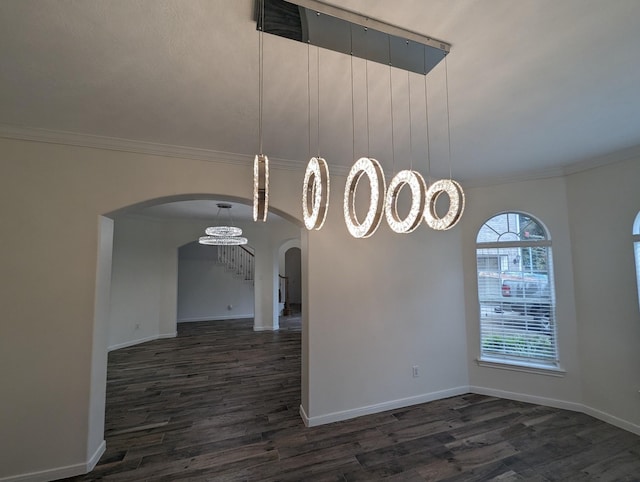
<box><xmin>253</xmin><ymin>0</ymin><xmax>269</xmax><ymax>222</ymax></box>
<box><xmin>198</xmin><ymin>203</ymin><xmax>248</xmax><ymax>246</ymax></box>
<box><xmin>256</xmin><ymin>0</ymin><xmax>465</xmax><ymax>236</ymax></box>
<box><xmin>302</xmin><ymin>44</ymin><xmax>330</xmax><ymax>231</ymax></box>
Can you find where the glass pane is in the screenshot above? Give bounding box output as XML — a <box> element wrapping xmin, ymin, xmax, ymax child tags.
<box><xmin>477</xmin><ymin>244</ymin><xmax>557</xmax><ymax>365</ymax></box>
<box><xmin>477</xmin><ymin>212</ymin><xmax>547</xmax><ymax>243</ymax></box>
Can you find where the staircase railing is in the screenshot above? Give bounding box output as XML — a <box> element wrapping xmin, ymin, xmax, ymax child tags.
<box><xmin>216</xmin><ymin>245</ymin><xmax>254</xmax><ymax>283</ymax></box>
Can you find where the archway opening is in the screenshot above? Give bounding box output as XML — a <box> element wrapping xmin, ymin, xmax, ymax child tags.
<box><xmin>92</xmin><ymin>193</ymin><xmax>306</xmax><ymax>473</ymax></box>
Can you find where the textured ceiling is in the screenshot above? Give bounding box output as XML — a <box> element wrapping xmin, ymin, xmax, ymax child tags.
<box><xmin>2</xmin><ymin>0</ymin><xmax>640</xmax><ymax>186</ymax></box>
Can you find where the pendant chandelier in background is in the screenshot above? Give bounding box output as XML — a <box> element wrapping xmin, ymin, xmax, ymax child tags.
<box><xmin>199</xmin><ymin>203</ymin><xmax>248</xmax><ymax>246</ymax></box>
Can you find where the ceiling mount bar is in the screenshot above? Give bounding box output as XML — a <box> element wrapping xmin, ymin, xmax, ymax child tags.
<box><xmin>256</xmin><ymin>0</ymin><xmax>451</xmax><ymax>75</ymax></box>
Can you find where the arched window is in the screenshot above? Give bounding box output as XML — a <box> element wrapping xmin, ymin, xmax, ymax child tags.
<box><xmin>476</xmin><ymin>212</ymin><xmax>558</xmax><ymax>368</ymax></box>
<box><xmin>634</xmin><ymin>212</ymin><xmax>640</xmax><ymax>311</ymax></box>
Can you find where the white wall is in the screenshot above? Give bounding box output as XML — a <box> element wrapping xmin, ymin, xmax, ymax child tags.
<box><xmin>108</xmin><ymin>216</ymin><xmax>178</xmax><ymax>350</ymax></box>
<box><xmin>462</xmin><ymin>177</ymin><xmax>583</xmax><ymax>406</ymax></box>
<box><xmin>302</xmin><ymin>173</ymin><xmax>470</xmax><ymax>425</ymax></box>
<box><xmin>87</xmin><ymin>216</ymin><xmax>113</xmax><ymax>468</ymax></box>
<box><xmin>566</xmin><ymin>157</ymin><xmax>640</xmax><ymax>430</ymax></box>
<box><xmin>2</xmin><ymin>135</ymin><xmax>639</xmax><ymax>481</ymax></box>
<box><xmin>0</xmin><ymin>137</ymin><xmax>471</xmax><ymax>478</ymax></box>
<box><xmin>0</xmin><ymin>137</ymin><xmax>304</xmax><ymax>480</ymax></box>
<box><xmin>177</xmin><ymin>242</ymin><xmax>254</xmax><ymax>322</ymax></box>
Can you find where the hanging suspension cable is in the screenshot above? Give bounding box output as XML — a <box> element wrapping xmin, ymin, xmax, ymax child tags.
<box><xmin>424</xmin><ymin>49</ymin><xmax>431</xmax><ymax>183</ymax></box>
<box><xmin>444</xmin><ymin>55</ymin><xmax>452</xmax><ymax>180</ymax></box>
<box><xmin>388</xmin><ymin>36</ymin><xmax>396</xmax><ymax>175</ymax></box>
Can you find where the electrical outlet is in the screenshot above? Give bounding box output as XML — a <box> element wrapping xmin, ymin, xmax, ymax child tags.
<box><xmin>412</xmin><ymin>365</ymin><xmax>419</xmax><ymax>378</ymax></box>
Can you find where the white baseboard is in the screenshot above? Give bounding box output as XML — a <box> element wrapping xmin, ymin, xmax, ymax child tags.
<box><xmin>469</xmin><ymin>385</ymin><xmax>640</xmax><ymax>436</ymax></box>
<box><xmin>87</xmin><ymin>440</ymin><xmax>106</xmax><ymax>472</ymax></box>
<box><xmin>468</xmin><ymin>385</ymin><xmax>583</xmax><ymax>412</ymax></box>
<box><xmin>582</xmin><ymin>405</ymin><xmax>640</xmax><ymax>436</ymax></box>
<box><xmin>299</xmin><ymin>404</ymin><xmax>311</xmax><ymax>427</ymax></box>
<box><xmin>253</xmin><ymin>325</ymin><xmax>279</xmax><ymax>332</ymax></box>
<box><xmin>302</xmin><ymin>386</ymin><xmax>469</xmax><ymax>427</ymax></box>
<box><xmin>0</xmin><ymin>440</ymin><xmax>105</xmax><ymax>482</ymax></box>
<box><xmin>5</xmin><ymin>385</ymin><xmax>639</xmax><ymax>481</ymax></box>
<box><xmin>178</xmin><ymin>315</ymin><xmax>254</xmax><ymax>323</ymax></box>
<box><xmin>108</xmin><ymin>332</ymin><xmax>176</xmax><ymax>352</ymax></box>
<box><xmin>300</xmin><ymin>384</ymin><xmax>640</xmax><ymax>436</ymax></box>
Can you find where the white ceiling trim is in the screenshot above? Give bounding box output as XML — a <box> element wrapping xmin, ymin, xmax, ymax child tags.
<box><xmin>0</xmin><ymin>123</ymin><xmax>350</xmax><ymax>175</ymax></box>
<box><xmin>562</xmin><ymin>144</ymin><xmax>640</xmax><ymax>177</ymax></box>
<box><xmin>1</xmin><ymin>123</ymin><xmax>637</xmax><ymax>186</ymax></box>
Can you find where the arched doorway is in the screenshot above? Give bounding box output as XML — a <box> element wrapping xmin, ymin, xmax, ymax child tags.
<box><xmin>278</xmin><ymin>239</ymin><xmax>302</xmax><ymax>317</ymax></box>
<box><xmin>92</xmin><ymin>193</ymin><xmax>305</xmax><ymax>463</ymax></box>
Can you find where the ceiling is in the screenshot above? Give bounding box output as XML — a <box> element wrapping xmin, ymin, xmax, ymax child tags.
<box><xmin>2</xmin><ymin>0</ymin><xmax>640</xmax><ymax>188</ymax></box>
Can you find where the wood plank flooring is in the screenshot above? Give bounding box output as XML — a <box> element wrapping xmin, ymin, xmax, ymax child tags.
<box><xmin>62</xmin><ymin>318</ymin><xmax>640</xmax><ymax>481</ymax></box>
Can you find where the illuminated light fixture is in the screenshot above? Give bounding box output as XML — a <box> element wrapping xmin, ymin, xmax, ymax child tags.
<box><xmin>199</xmin><ymin>235</ymin><xmax>248</xmax><ymax>246</ymax></box>
<box><xmin>199</xmin><ymin>203</ymin><xmax>248</xmax><ymax>246</ymax></box>
<box><xmin>385</xmin><ymin>170</ymin><xmax>427</xmax><ymax>234</ymax></box>
<box><xmin>303</xmin><ymin>156</ymin><xmax>330</xmax><ymax>230</ymax></box>
<box><xmin>253</xmin><ymin>0</ymin><xmax>269</xmax><ymax>222</ymax></box>
<box><xmin>424</xmin><ymin>57</ymin><xmax>465</xmax><ymax>231</ymax></box>
<box><xmin>385</xmin><ymin>50</ymin><xmax>426</xmax><ymax>235</ymax></box>
<box><xmin>302</xmin><ymin>45</ymin><xmax>330</xmax><ymax>231</ymax></box>
<box><xmin>423</xmin><ymin>179</ymin><xmax>465</xmax><ymax>231</ymax></box>
<box><xmin>344</xmin><ymin>157</ymin><xmax>386</xmax><ymax>238</ymax></box>
<box><xmin>253</xmin><ymin>154</ymin><xmax>268</xmax><ymax>222</ymax></box>
<box><xmin>205</xmin><ymin>226</ymin><xmax>242</xmax><ymax>237</ymax></box>
<box><xmin>344</xmin><ymin>29</ymin><xmax>386</xmax><ymax>239</ymax></box>
<box><xmin>257</xmin><ymin>1</ymin><xmax>464</xmax><ymax>234</ymax></box>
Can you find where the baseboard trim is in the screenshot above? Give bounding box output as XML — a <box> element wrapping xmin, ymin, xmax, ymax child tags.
<box><xmin>581</xmin><ymin>404</ymin><xmax>640</xmax><ymax>436</ymax></box>
<box><xmin>178</xmin><ymin>315</ymin><xmax>254</xmax><ymax>323</ymax></box>
<box><xmin>303</xmin><ymin>386</ymin><xmax>469</xmax><ymax>427</ymax></box>
<box><xmin>299</xmin><ymin>404</ymin><xmax>311</xmax><ymax>427</ymax></box>
<box><xmin>253</xmin><ymin>325</ymin><xmax>279</xmax><ymax>332</ymax></box>
<box><xmin>468</xmin><ymin>385</ymin><xmax>583</xmax><ymax>412</ymax></box>
<box><xmin>0</xmin><ymin>440</ymin><xmax>105</xmax><ymax>482</ymax></box>
<box><xmin>4</xmin><ymin>386</ymin><xmax>638</xmax><ymax>481</ymax></box>
<box><xmin>301</xmin><ymin>384</ymin><xmax>640</xmax><ymax>436</ymax></box>
<box><xmin>87</xmin><ymin>440</ymin><xmax>106</xmax><ymax>472</ymax></box>
<box><xmin>468</xmin><ymin>386</ymin><xmax>640</xmax><ymax>436</ymax></box>
<box><xmin>108</xmin><ymin>332</ymin><xmax>176</xmax><ymax>352</ymax></box>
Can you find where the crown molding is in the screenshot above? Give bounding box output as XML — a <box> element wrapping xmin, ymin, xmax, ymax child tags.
<box><xmin>0</xmin><ymin>123</ymin><xmax>314</xmax><ymax>173</ymax></box>
<box><xmin>460</xmin><ymin>143</ymin><xmax>640</xmax><ymax>189</ymax></box>
<box><xmin>1</xmin><ymin>123</ymin><xmax>636</xmax><ymax>184</ymax></box>
<box><xmin>462</xmin><ymin>166</ymin><xmax>566</xmax><ymax>189</ymax></box>
<box><xmin>562</xmin><ymin>143</ymin><xmax>640</xmax><ymax>176</ymax></box>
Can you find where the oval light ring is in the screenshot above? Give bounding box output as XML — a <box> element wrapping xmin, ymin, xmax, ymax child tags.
<box><xmin>423</xmin><ymin>179</ymin><xmax>465</xmax><ymax>231</ymax></box>
<box><xmin>253</xmin><ymin>154</ymin><xmax>269</xmax><ymax>222</ymax></box>
<box><xmin>205</xmin><ymin>226</ymin><xmax>243</xmax><ymax>237</ymax></box>
<box><xmin>385</xmin><ymin>170</ymin><xmax>427</xmax><ymax>234</ymax></box>
<box><xmin>302</xmin><ymin>157</ymin><xmax>330</xmax><ymax>230</ymax></box>
<box><xmin>343</xmin><ymin>157</ymin><xmax>386</xmax><ymax>238</ymax></box>
<box><xmin>198</xmin><ymin>236</ymin><xmax>248</xmax><ymax>246</ymax></box>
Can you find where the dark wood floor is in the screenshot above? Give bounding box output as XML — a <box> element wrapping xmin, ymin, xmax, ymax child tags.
<box><xmin>63</xmin><ymin>318</ymin><xmax>640</xmax><ymax>481</ymax></box>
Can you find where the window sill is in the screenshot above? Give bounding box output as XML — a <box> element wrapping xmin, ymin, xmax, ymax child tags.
<box><xmin>476</xmin><ymin>357</ymin><xmax>566</xmax><ymax>377</ymax></box>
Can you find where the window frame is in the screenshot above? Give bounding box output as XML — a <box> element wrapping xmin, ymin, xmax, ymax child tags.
<box><xmin>475</xmin><ymin>211</ymin><xmax>561</xmax><ymax>373</ymax></box>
